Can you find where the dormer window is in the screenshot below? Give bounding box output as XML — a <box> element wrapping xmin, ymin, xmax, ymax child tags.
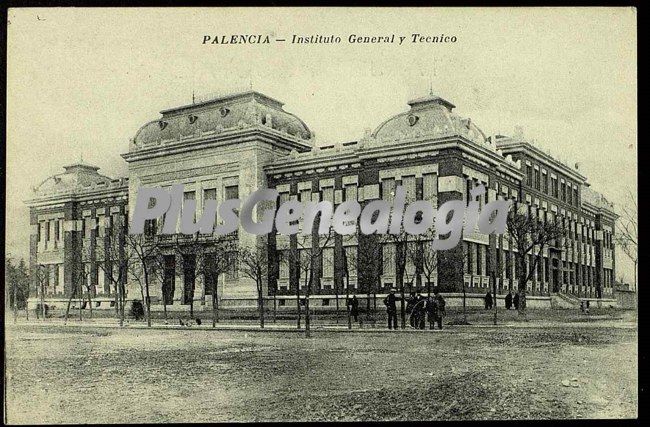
<box><xmin>219</xmin><ymin>107</ymin><xmax>230</xmax><ymax>117</ymax></box>
<box><xmin>189</xmin><ymin>115</ymin><xmax>198</xmax><ymax>124</ymax></box>
<box><xmin>158</xmin><ymin>121</ymin><xmax>168</xmax><ymax>130</ymax></box>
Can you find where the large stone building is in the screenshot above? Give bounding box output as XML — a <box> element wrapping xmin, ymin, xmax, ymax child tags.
<box><xmin>26</xmin><ymin>90</ymin><xmax>618</xmax><ymax>309</ymax></box>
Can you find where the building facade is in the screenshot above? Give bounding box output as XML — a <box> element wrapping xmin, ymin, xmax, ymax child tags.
<box><xmin>26</xmin><ymin>90</ymin><xmax>618</xmax><ymax>308</ymax></box>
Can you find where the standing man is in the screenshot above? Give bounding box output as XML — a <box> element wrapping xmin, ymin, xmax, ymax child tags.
<box><xmin>426</xmin><ymin>296</ymin><xmax>437</xmax><ymax>330</ymax></box>
<box><xmin>406</xmin><ymin>292</ymin><xmax>417</xmax><ymax>328</ymax></box>
<box><xmin>384</xmin><ymin>288</ymin><xmax>398</xmax><ymax>330</ymax></box>
<box><xmin>505</xmin><ymin>291</ymin><xmax>513</xmax><ymax>310</ymax></box>
<box><xmin>416</xmin><ymin>293</ymin><xmax>427</xmax><ymax>329</ymax></box>
<box><xmin>348</xmin><ymin>295</ymin><xmax>360</xmax><ymax>324</ymax></box>
<box><xmin>433</xmin><ymin>289</ymin><xmax>446</xmax><ymax>330</ymax></box>
<box><xmin>484</xmin><ymin>291</ymin><xmax>493</xmax><ymax>310</ymax></box>
<box><xmin>513</xmin><ymin>291</ymin><xmax>520</xmax><ymax>311</ymax></box>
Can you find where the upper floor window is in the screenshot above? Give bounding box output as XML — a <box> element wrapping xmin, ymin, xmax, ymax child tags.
<box><xmin>551</xmin><ymin>177</ymin><xmax>558</xmax><ymax>198</ymax></box>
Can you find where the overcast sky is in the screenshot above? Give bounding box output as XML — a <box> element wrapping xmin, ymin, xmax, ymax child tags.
<box><xmin>6</xmin><ymin>7</ymin><xmax>637</xmax><ymax>282</ymax></box>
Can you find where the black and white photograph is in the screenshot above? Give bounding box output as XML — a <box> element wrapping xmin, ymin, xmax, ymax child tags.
<box><xmin>4</xmin><ymin>6</ymin><xmax>638</xmax><ymax>422</ymax></box>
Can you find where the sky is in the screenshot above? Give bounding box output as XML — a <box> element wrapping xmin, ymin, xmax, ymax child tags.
<box><xmin>6</xmin><ymin>7</ymin><xmax>637</xmax><ymax>283</ymax></box>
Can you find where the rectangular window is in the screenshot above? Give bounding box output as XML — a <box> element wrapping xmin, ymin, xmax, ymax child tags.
<box><xmin>423</xmin><ymin>173</ymin><xmax>438</xmax><ymax>204</ymax></box>
<box><xmin>54</xmin><ymin>221</ymin><xmax>60</xmax><ymax>241</ymax></box>
<box><xmin>279</xmin><ymin>251</ymin><xmax>290</xmax><ymax>280</ymax></box>
<box><xmin>344</xmin><ymin>246</ymin><xmax>357</xmax><ymax>278</ymax></box>
<box><xmin>322</xmin><ymin>186</ymin><xmax>334</xmax><ymax>204</ymax></box>
<box><xmin>383</xmin><ymin>243</ymin><xmax>395</xmax><ymax>276</ymax></box>
<box><xmin>551</xmin><ymin>177</ymin><xmax>558</xmax><ymax>198</ymax></box>
<box><xmin>534</xmin><ymin>168</ymin><xmax>540</xmax><ymax>190</ymax></box>
<box><xmin>203</xmin><ymin>188</ymin><xmax>218</xmax><ymax>225</ymax></box>
<box><xmin>561</xmin><ymin>182</ymin><xmax>566</xmax><ymax>202</ymax></box>
<box><xmin>37</xmin><ymin>223</ymin><xmax>42</xmax><ymax>242</ymax></box>
<box><xmin>574</xmin><ymin>188</ymin><xmax>579</xmax><ymax>206</ymax></box>
<box><xmin>45</xmin><ymin>221</ymin><xmax>50</xmax><ymax>241</ymax></box>
<box><xmin>183</xmin><ymin>191</ymin><xmax>196</xmax><ymax>222</ymax></box>
<box><xmin>322</xmin><ymin>247</ymin><xmax>334</xmax><ymax>278</ymax></box>
<box><xmin>526</xmin><ymin>165</ymin><xmax>533</xmax><ymax>186</ymax></box>
<box><xmin>344</xmin><ymin>184</ymin><xmax>358</xmax><ymax>202</ymax></box>
<box><xmin>226</xmin><ymin>251</ymin><xmax>239</xmax><ymax>281</ymax></box>
<box><xmin>402</xmin><ymin>175</ymin><xmax>416</xmax><ymax>202</ymax></box>
<box><xmin>381</xmin><ymin>178</ymin><xmax>396</xmax><ymax>202</ymax></box>
<box><xmin>542</xmin><ymin>172</ymin><xmax>548</xmax><ymax>194</ymax></box>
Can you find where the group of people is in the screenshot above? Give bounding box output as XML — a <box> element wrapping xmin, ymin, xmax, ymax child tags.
<box><xmin>383</xmin><ymin>288</ymin><xmax>446</xmax><ymax>330</ymax></box>
<box><xmin>504</xmin><ymin>291</ymin><xmax>520</xmax><ymax>310</ymax></box>
<box><xmin>484</xmin><ymin>291</ymin><xmax>522</xmax><ymax>310</ymax></box>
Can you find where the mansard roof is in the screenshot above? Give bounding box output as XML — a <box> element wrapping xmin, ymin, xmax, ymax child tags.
<box><xmin>371</xmin><ymin>93</ymin><xmax>487</xmax><ymax>146</ymax></box>
<box><xmin>28</xmin><ymin>162</ymin><xmax>128</xmax><ymax>205</ymax></box>
<box><xmin>130</xmin><ymin>90</ymin><xmax>313</xmax><ymax>151</ymax></box>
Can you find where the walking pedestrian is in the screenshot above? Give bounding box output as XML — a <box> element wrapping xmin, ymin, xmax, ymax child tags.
<box><xmin>384</xmin><ymin>288</ymin><xmax>398</xmax><ymax>330</ymax></box>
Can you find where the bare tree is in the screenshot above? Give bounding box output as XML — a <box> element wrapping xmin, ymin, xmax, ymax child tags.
<box><xmin>507</xmin><ymin>205</ymin><xmax>565</xmax><ymax>314</ymax></box>
<box><xmin>64</xmin><ymin>263</ymin><xmax>88</xmax><ymax>324</ymax></box>
<box><xmin>408</xmin><ymin>229</ymin><xmax>438</xmax><ymax>297</ymax></box>
<box><xmin>382</xmin><ymin>231</ymin><xmax>411</xmax><ymax>329</ymax></box>
<box><xmin>32</xmin><ymin>264</ymin><xmax>49</xmax><ymax>321</ymax></box>
<box><xmin>340</xmin><ymin>243</ymin><xmax>357</xmax><ymax>329</ymax></box>
<box><xmin>614</xmin><ymin>190</ymin><xmax>637</xmax><ymax>290</ymax></box>
<box><xmin>125</xmin><ymin>233</ymin><xmax>166</xmax><ymax>327</ymax></box>
<box><xmin>239</xmin><ymin>244</ymin><xmax>268</xmax><ymax>328</ymax></box>
<box><xmin>200</xmin><ymin>236</ymin><xmax>239</xmax><ymax>327</ymax></box>
<box><xmin>95</xmin><ymin>226</ymin><xmax>132</xmax><ymax>326</ymax></box>
<box><xmin>288</xmin><ymin>230</ymin><xmax>334</xmax><ymax>337</ymax></box>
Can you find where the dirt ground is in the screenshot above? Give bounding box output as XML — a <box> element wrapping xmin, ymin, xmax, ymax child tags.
<box><xmin>4</xmin><ymin>322</ymin><xmax>637</xmax><ymax>422</ymax></box>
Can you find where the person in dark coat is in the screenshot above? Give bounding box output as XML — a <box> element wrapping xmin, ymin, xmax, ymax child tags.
<box><xmin>505</xmin><ymin>291</ymin><xmax>513</xmax><ymax>310</ymax></box>
<box><xmin>348</xmin><ymin>295</ymin><xmax>360</xmax><ymax>322</ymax></box>
<box><xmin>484</xmin><ymin>291</ymin><xmax>493</xmax><ymax>310</ymax></box>
<box><xmin>433</xmin><ymin>290</ymin><xmax>446</xmax><ymax>330</ymax></box>
<box><xmin>406</xmin><ymin>292</ymin><xmax>417</xmax><ymax>328</ymax></box>
<box><xmin>426</xmin><ymin>296</ymin><xmax>437</xmax><ymax>330</ymax></box>
<box><xmin>384</xmin><ymin>288</ymin><xmax>398</xmax><ymax>330</ymax></box>
<box><xmin>416</xmin><ymin>293</ymin><xmax>426</xmax><ymax>329</ymax></box>
<box><xmin>513</xmin><ymin>291</ymin><xmax>520</xmax><ymax>310</ymax></box>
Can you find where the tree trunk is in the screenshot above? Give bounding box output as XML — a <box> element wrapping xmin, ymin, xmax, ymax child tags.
<box><xmin>492</xmin><ymin>271</ymin><xmax>498</xmax><ymax>326</ymax></box>
<box><xmin>117</xmin><ymin>280</ymin><xmax>124</xmax><ymax>327</ymax></box>
<box><xmin>144</xmin><ymin>270</ymin><xmax>152</xmax><ymax>327</ymax></box>
<box><xmin>273</xmin><ymin>293</ymin><xmax>277</xmax><ymax>324</ymax></box>
<box><xmin>120</xmin><ymin>282</ymin><xmax>126</xmax><ymax>326</ymax></box>
<box><xmin>87</xmin><ymin>286</ymin><xmax>94</xmax><ymax>319</ymax></box>
<box><xmin>305</xmin><ymin>295</ymin><xmax>311</xmax><ymax>338</ymax></box>
<box><xmin>305</xmin><ymin>270</ymin><xmax>312</xmax><ymax>338</ymax></box>
<box><xmin>258</xmin><ymin>280</ymin><xmax>265</xmax><ymax>329</ymax></box>
<box><xmin>398</xmin><ymin>274</ymin><xmax>406</xmax><ymax>329</ymax></box>
<box><xmin>40</xmin><ymin>282</ymin><xmax>46</xmax><ymax>321</ymax></box>
<box><xmin>462</xmin><ymin>282</ymin><xmax>467</xmax><ymax>324</ymax></box>
<box><xmin>212</xmin><ymin>272</ymin><xmax>219</xmax><ymax>327</ymax></box>
<box><xmin>346</xmin><ymin>271</ymin><xmax>351</xmax><ymax>330</ymax></box>
<box><xmin>78</xmin><ymin>282</ymin><xmax>83</xmax><ymax>321</ymax></box>
<box><xmin>335</xmin><ymin>285</ymin><xmax>340</xmax><ymax>325</ymax></box>
<box><xmin>13</xmin><ymin>280</ymin><xmax>18</xmax><ymax>324</ymax></box>
<box><xmin>64</xmin><ymin>286</ymin><xmax>75</xmax><ymax>325</ymax></box>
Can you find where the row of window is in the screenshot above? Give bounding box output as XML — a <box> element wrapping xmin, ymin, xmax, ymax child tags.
<box><xmin>525</xmin><ymin>162</ymin><xmax>580</xmax><ymax>207</ymax></box>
